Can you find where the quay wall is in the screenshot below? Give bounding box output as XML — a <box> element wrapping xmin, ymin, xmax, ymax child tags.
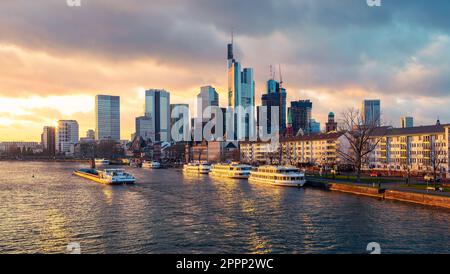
<box><xmin>307</xmin><ymin>178</ymin><xmax>450</xmax><ymax>209</ymax></box>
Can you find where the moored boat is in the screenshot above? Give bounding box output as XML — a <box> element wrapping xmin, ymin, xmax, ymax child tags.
<box><xmin>94</xmin><ymin>158</ymin><xmax>109</xmax><ymax>165</ymax></box>
<box><xmin>183</xmin><ymin>162</ymin><xmax>211</xmax><ymax>174</ymax></box>
<box><xmin>73</xmin><ymin>168</ymin><xmax>136</xmax><ymax>185</ymax></box>
<box><xmin>209</xmin><ymin>163</ymin><xmax>252</xmax><ymax>179</ymax></box>
<box><xmin>142</xmin><ymin>161</ymin><xmax>161</xmax><ymax>169</ymax></box>
<box><xmin>249</xmin><ymin>166</ymin><xmax>306</xmax><ymax>187</ymax></box>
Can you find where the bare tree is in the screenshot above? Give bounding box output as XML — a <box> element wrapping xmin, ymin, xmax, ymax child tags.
<box><xmin>429</xmin><ymin>136</ymin><xmax>446</xmax><ymax>188</ymax></box>
<box><xmin>337</xmin><ymin>108</ymin><xmax>384</xmax><ymax>182</ymax></box>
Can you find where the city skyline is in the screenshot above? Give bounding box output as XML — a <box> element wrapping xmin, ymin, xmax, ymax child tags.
<box><xmin>1</xmin><ymin>1</ymin><xmax>449</xmax><ymax>141</ymax></box>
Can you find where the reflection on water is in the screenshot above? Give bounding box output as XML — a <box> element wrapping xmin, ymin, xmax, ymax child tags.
<box><xmin>1</xmin><ymin>161</ymin><xmax>450</xmax><ymax>254</ymax></box>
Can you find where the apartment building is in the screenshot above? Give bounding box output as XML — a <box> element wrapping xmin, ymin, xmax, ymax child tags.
<box><xmin>240</xmin><ymin>132</ymin><xmax>350</xmax><ymax>168</ymax></box>
<box><xmin>367</xmin><ymin>123</ymin><xmax>449</xmax><ymax>176</ymax></box>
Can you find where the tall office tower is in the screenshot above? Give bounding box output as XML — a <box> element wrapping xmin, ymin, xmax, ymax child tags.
<box><xmin>362</xmin><ymin>99</ymin><xmax>381</xmax><ymax>126</ymax></box>
<box><xmin>290</xmin><ymin>100</ymin><xmax>312</xmax><ymax>135</ymax></box>
<box><xmin>227</xmin><ymin>38</ymin><xmax>255</xmax><ymax>139</ymax></box>
<box><xmin>326</xmin><ymin>112</ymin><xmax>338</xmax><ymax>133</ymax></box>
<box><xmin>145</xmin><ymin>89</ymin><xmax>170</xmax><ymax>142</ymax></box>
<box><xmin>401</xmin><ymin>117</ymin><xmax>414</xmax><ymax>128</ymax></box>
<box><xmin>261</xmin><ymin>79</ymin><xmax>287</xmax><ymax>134</ymax></box>
<box><xmin>196</xmin><ymin>86</ymin><xmax>219</xmax><ymax>119</ymax></box>
<box><xmin>170</xmin><ymin>104</ymin><xmax>189</xmax><ymax>140</ymax></box>
<box><xmin>41</xmin><ymin>126</ymin><xmax>56</xmax><ymax>156</ymax></box>
<box><xmin>86</xmin><ymin>129</ymin><xmax>95</xmax><ymax>140</ymax></box>
<box><xmin>95</xmin><ymin>95</ymin><xmax>120</xmax><ymax>141</ymax></box>
<box><xmin>56</xmin><ymin>120</ymin><xmax>79</xmax><ymax>155</ymax></box>
<box><xmin>135</xmin><ymin>116</ymin><xmax>154</xmax><ymax>141</ymax></box>
<box><xmin>309</xmin><ymin>119</ymin><xmax>321</xmax><ymax>134</ymax></box>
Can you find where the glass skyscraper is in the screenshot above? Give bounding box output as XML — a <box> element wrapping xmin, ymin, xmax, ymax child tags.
<box><xmin>197</xmin><ymin>86</ymin><xmax>219</xmax><ymax>119</ymax></box>
<box><xmin>145</xmin><ymin>89</ymin><xmax>170</xmax><ymax>142</ymax></box>
<box><xmin>362</xmin><ymin>99</ymin><xmax>381</xmax><ymax>126</ymax></box>
<box><xmin>95</xmin><ymin>95</ymin><xmax>120</xmax><ymax>141</ymax></box>
<box><xmin>261</xmin><ymin>79</ymin><xmax>287</xmax><ymax>134</ymax></box>
<box><xmin>227</xmin><ymin>39</ymin><xmax>255</xmax><ymax>139</ymax></box>
<box><xmin>290</xmin><ymin>100</ymin><xmax>312</xmax><ymax>135</ymax></box>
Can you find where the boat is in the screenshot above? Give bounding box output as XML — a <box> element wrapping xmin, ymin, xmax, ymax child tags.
<box><xmin>94</xmin><ymin>158</ymin><xmax>109</xmax><ymax>165</ymax></box>
<box><xmin>209</xmin><ymin>163</ymin><xmax>252</xmax><ymax>179</ymax></box>
<box><xmin>183</xmin><ymin>162</ymin><xmax>211</xmax><ymax>174</ymax></box>
<box><xmin>73</xmin><ymin>168</ymin><xmax>136</xmax><ymax>185</ymax></box>
<box><xmin>249</xmin><ymin>166</ymin><xmax>306</xmax><ymax>187</ymax></box>
<box><xmin>142</xmin><ymin>161</ymin><xmax>161</xmax><ymax>169</ymax></box>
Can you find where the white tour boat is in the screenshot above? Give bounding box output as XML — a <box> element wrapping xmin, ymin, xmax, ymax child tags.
<box><xmin>94</xmin><ymin>158</ymin><xmax>110</xmax><ymax>165</ymax></box>
<box><xmin>142</xmin><ymin>161</ymin><xmax>161</xmax><ymax>169</ymax></box>
<box><xmin>249</xmin><ymin>166</ymin><xmax>306</xmax><ymax>187</ymax></box>
<box><xmin>209</xmin><ymin>163</ymin><xmax>252</xmax><ymax>179</ymax></box>
<box><xmin>74</xmin><ymin>168</ymin><xmax>136</xmax><ymax>185</ymax></box>
<box><xmin>183</xmin><ymin>162</ymin><xmax>211</xmax><ymax>174</ymax></box>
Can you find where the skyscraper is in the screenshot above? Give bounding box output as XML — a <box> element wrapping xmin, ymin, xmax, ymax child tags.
<box><xmin>145</xmin><ymin>89</ymin><xmax>170</xmax><ymax>142</ymax></box>
<box><xmin>326</xmin><ymin>112</ymin><xmax>338</xmax><ymax>133</ymax></box>
<box><xmin>261</xmin><ymin>79</ymin><xmax>287</xmax><ymax>134</ymax></box>
<box><xmin>95</xmin><ymin>95</ymin><xmax>120</xmax><ymax>141</ymax></box>
<box><xmin>135</xmin><ymin>116</ymin><xmax>154</xmax><ymax>141</ymax></box>
<box><xmin>56</xmin><ymin>120</ymin><xmax>79</xmax><ymax>155</ymax></box>
<box><xmin>362</xmin><ymin>99</ymin><xmax>381</xmax><ymax>126</ymax></box>
<box><xmin>401</xmin><ymin>117</ymin><xmax>414</xmax><ymax>128</ymax></box>
<box><xmin>41</xmin><ymin>126</ymin><xmax>56</xmax><ymax>156</ymax></box>
<box><xmin>227</xmin><ymin>37</ymin><xmax>255</xmax><ymax>139</ymax></box>
<box><xmin>290</xmin><ymin>100</ymin><xmax>312</xmax><ymax>135</ymax></box>
<box><xmin>197</xmin><ymin>86</ymin><xmax>219</xmax><ymax>119</ymax></box>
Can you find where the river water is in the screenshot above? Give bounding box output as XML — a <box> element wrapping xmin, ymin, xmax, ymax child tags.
<box><xmin>0</xmin><ymin>161</ymin><xmax>449</xmax><ymax>254</ymax></box>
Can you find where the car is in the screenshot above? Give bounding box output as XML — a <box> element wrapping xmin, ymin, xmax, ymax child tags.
<box><xmin>424</xmin><ymin>174</ymin><xmax>442</xmax><ymax>183</ymax></box>
<box><xmin>370</xmin><ymin>171</ymin><xmax>381</xmax><ymax>177</ymax></box>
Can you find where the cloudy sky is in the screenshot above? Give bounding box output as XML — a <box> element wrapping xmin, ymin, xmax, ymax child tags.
<box><xmin>0</xmin><ymin>0</ymin><xmax>449</xmax><ymax>141</ymax></box>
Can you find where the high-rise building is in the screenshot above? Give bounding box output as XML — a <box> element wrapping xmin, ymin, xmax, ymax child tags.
<box><xmin>86</xmin><ymin>129</ymin><xmax>95</xmax><ymax>140</ymax></box>
<box><xmin>197</xmin><ymin>86</ymin><xmax>219</xmax><ymax>119</ymax></box>
<box><xmin>309</xmin><ymin>119</ymin><xmax>321</xmax><ymax>134</ymax></box>
<box><xmin>261</xmin><ymin>79</ymin><xmax>287</xmax><ymax>134</ymax></box>
<box><xmin>227</xmin><ymin>37</ymin><xmax>255</xmax><ymax>139</ymax></box>
<box><xmin>56</xmin><ymin>120</ymin><xmax>79</xmax><ymax>155</ymax></box>
<box><xmin>290</xmin><ymin>100</ymin><xmax>312</xmax><ymax>135</ymax></box>
<box><xmin>145</xmin><ymin>89</ymin><xmax>170</xmax><ymax>142</ymax></box>
<box><xmin>95</xmin><ymin>95</ymin><xmax>120</xmax><ymax>141</ymax></box>
<box><xmin>135</xmin><ymin>116</ymin><xmax>154</xmax><ymax>141</ymax></box>
<box><xmin>401</xmin><ymin>117</ymin><xmax>414</xmax><ymax>128</ymax></box>
<box><xmin>362</xmin><ymin>99</ymin><xmax>381</xmax><ymax>126</ymax></box>
<box><xmin>326</xmin><ymin>112</ymin><xmax>338</xmax><ymax>133</ymax></box>
<box><xmin>170</xmin><ymin>103</ymin><xmax>189</xmax><ymax>140</ymax></box>
<box><xmin>41</xmin><ymin>126</ymin><xmax>56</xmax><ymax>156</ymax></box>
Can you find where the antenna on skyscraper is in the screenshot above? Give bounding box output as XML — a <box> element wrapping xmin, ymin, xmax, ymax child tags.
<box><xmin>279</xmin><ymin>64</ymin><xmax>283</xmax><ymax>89</ymax></box>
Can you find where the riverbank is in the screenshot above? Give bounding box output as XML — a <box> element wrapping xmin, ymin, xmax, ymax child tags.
<box><xmin>306</xmin><ymin>178</ymin><xmax>450</xmax><ymax>209</ymax></box>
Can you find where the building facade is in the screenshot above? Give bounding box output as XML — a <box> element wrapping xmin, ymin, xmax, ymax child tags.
<box><xmin>56</xmin><ymin>120</ymin><xmax>79</xmax><ymax>155</ymax></box>
<box><xmin>197</xmin><ymin>86</ymin><xmax>219</xmax><ymax>119</ymax></box>
<box><xmin>145</xmin><ymin>89</ymin><xmax>171</xmax><ymax>142</ymax></box>
<box><xmin>240</xmin><ymin>132</ymin><xmax>350</xmax><ymax>168</ymax></box>
<box><xmin>326</xmin><ymin>112</ymin><xmax>338</xmax><ymax>133</ymax></box>
<box><xmin>290</xmin><ymin>100</ymin><xmax>312</xmax><ymax>135</ymax></box>
<box><xmin>135</xmin><ymin>116</ymin><xmax>155</xmax><ymax>141</ymax></box>
<box><xmin>95</xmin><ymin>95</ymin><xmax>120</xmax><ymax>141</ymax></box>
<box><xmin>41</xmin><ymin>126</ymin><xmax>56</xmax><ymax>156</ymax></box>
<box><xmin>367</xmin><ymin>124</ymin><xmax>449</xmax><ymax>176</ymax></box>
<box><xmin>260</xmin><ymin>79</ymin><xmax>287</xmax><ymax>134</ymax></box>
<box><xmin>227</xmin><ymin>39</ymin><xmax>255</xmax><ymax>139</ymax></box>
<box><xmin>362</xmin><ymin>99</ymin><xmax>381</xmax><ymax>126</ymax></box>
<box><xmin>401</xmin><ymin>117</ymin><xmax>414</xmax><ymax>128</ymax></box>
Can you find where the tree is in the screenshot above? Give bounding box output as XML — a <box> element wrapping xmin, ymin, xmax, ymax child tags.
<box><xmin>429</xmin><ymin>136</ymin><xmax>446</xmax><ymax>188</ymax></box>
<box><xmin>337</xmin><ymin>108</ymin><xmax>384</xmax><ymax>182</ymax></box>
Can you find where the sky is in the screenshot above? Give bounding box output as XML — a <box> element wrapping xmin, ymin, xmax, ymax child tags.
<box><xmin>0</xmin><ymin>0</ymin><xmax>449</xmax><ymax>141</ymax></box>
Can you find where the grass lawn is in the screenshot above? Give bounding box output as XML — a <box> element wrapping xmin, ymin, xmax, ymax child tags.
<box><xmin>398</xmin><ymin>184</ymin><xmax>450</xmax><ymax>193</ymax></box>
<box><xmin>307</xmin><ymin>174</ymin><xmax>404</xmax><ymax>184</ymax></box>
